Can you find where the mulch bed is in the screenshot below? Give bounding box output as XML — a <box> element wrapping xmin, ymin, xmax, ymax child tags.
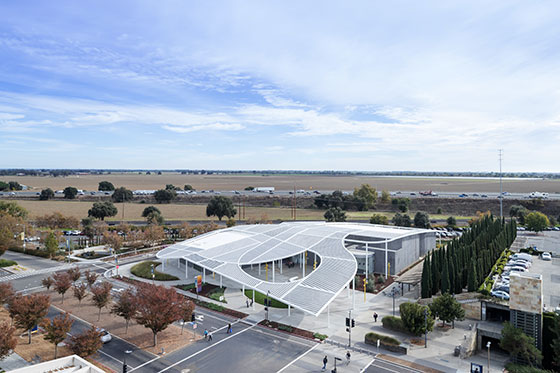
<box><xmin>258</xmin><ymin>320</ymin><xmax>316</xmax><ymax>340</ymax></box>
<box><xmin>187</xmin><ymin>283</ymin><xmax>219</xmax><ymax>298</ymax></box>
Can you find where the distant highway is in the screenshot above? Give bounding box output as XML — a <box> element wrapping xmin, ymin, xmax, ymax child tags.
<box><xmin>3</xmin><ymin>189</ymin><xmax>560</xmax><ymax>200</ymax></box>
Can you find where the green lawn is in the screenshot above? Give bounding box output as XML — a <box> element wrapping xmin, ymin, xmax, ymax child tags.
<box><xmin>0</xmin><ymin>259</ymin><xmax>17</xmax><ymax>267</ymax></box>
<box><xmin>208</xmin><ymin>287</ymin><xmax>227</xmax><ymax>303</ymax></box>
<box><xmin>130</xmin><ymin>260</ymin><xmax>179</xmax><ymax>281</ymax></box>
<box><xmin>244</xmin><ymin>289</ymin><xmax>288</xmax><ymax>308</ymax></box>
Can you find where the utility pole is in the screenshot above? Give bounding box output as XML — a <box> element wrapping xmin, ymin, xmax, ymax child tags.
<box><xmin>424</xmin><ymin>307</ymin><xmax>428</xmax><ymax>348</ymax></box>
<box><xmin>348</xmin><ymin>310</ymin><xmax>352</xmax><ymax>347</ymax></box>
<box><xmin>499</xmin><ymin>149</ymin><xmax>503</xmax><ymax>218</ymax></box>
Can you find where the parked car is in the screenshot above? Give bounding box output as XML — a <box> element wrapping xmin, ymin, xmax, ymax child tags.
<box><xmin>507</xmin><ymin>260</ymin><xmax>530</xmax><ymax>269</ymax></box>
<box><xmin>511</xmin><ymin>253</ymin><xmax>533</xmax><ymax>262</ymax></box>
<box><xmin>504</xmin><ymin>266</ymin><xmax>527</xmax><ymax>273</ymax></box>
<box><xmin>493</xmin><ymin>285</ymin><xmax>510</xmax><ymax>293</ymax></box>
<box><xmin>541</xmin><ymin>252</ymin><xmax>552</xmax><ymax>261</ymax></box>
<box><xmin>491</xmin><ymin>290</ymin><xmax>510</xmax><ymax>300</ymax></box>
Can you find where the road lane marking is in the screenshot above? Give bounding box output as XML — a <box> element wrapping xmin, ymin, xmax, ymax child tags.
<box><xmin>359</xmin><ymin>358</ymin><xmax>376</xmax><ymax>373</ymax></box>
<box><xmin>156</xmin><ymin>323</ymin><xmax>257</xmax><ymax>373</ymax></box>
<box><xmin>276</xmin><ymin>343</ymin><xmax>320</xmax><ymax>373</ymax></box>
<box><xmin>66</xmin><ymin>331</ymin><xmax>136</xmax><ymax>369</ymax></box>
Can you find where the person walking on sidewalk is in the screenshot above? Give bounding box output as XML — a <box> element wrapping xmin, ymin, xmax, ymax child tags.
<box><xmin>373</xmin><ymin>312</ymin><xmax>378</xmax><ymax>322</ymax></box>
<box><xmin>227</xmin><ymin>323</ymin><xmax>232</xmax><ymax>334</ymax></box>
<box><xmin>203</xmin><ymin>329</ymin><xmax>208</xmax><ymax>340</ymax></box>
<box><xmin>346</xmin><ymin>351</ymin><xmax>351</xmax><ymax>365</ymax></box>
<box><xmin>208</xmin><ymin>332</ymin><xmax>213</xmax><ymax>341</ymax></box>
<box><xmin>322</xmin><ymin>355</ymin><xmax>328</xmax><ymax>371</ymax></box>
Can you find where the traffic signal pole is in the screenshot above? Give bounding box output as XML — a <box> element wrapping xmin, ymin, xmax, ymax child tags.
<box><xmin>348</xmin><ymin>310</ymin><xmax>352</xmax><ymax>347</ymax></box>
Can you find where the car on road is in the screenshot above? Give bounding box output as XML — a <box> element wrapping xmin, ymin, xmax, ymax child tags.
<box><xmin>459</xmin><ymin>193</ymin><xmax>468</xmax><ymax>197</ymax></box>
<box><xmin>541</xmin><ymin>252</ymin><xmax>552</xmax><ymax>261</ymax></box>
<box><xmin>481</xmin><ymin>194</ymin><xmax>488</xmax><ymax>198</ymax></box>
<box><xmin>491</xmin><ymin>290</ymin><xmax>510</xmax><ymax>300</ymax></box>
<box><xmin>97</xmin><ymin>328</ymin><xmax>112</xmax><ymax>343</ymax></box>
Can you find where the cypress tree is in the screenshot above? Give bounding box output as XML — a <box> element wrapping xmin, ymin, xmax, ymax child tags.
<box><xmin>431</xmin><ymin>251</ymin><xmax>440</xmax><ymax>295</ymax></box>
<box><xmin>441</xmin><ymin>256</ymin><xmax>450</xmax><ymax>294</ymax></box>
<box><xmin>449</xmin><ymin>260</ymin><xmax>456</xmax><ymax>295</ymax></box>
<box><xmin>421</xmin><ymin>256</ymin><xmax>431</xmax><ymax>298</ymax></box>
<box><xmin>467</xmin><ymin>258</ymin><xmax>478</xmax><ymax>292</ymax></box>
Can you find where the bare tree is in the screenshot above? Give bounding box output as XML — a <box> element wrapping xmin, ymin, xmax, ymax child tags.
<box><xmin>67</xmin><ymin>267</ymin><xmax>81</xmax><ymax>283</ymax></box>
<box><xmin>41</xmin><ymin>277</ymin><xmax>54</xmax><ymax>290</ymax></box>
<box><xmin>0</xmin><ymin>283</ymin><xmax>15</xmax><ymax>305</ymax></box>
<box><xmin>84</xmin><ymin>269</ymin><xmax>99</xmax><ymax>288</ymax></box>
<box><xmin>178</xmin><ymin>298</ymin><xmax>195</xmax><ymax>335</ymax></box>
<box><xmin>0</xmin><ymin>321</ymin><xmax>17</xmax><ymax>361</ymax></box>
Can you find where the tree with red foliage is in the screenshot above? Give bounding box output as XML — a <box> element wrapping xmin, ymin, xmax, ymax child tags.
<box><xmin>41</xmin><ymin>312</ymin><xmax>74</xmax><ymax>358</ymax></box>
<box><xmin>178</xmin><ymin>298</ymin><xmax>195</xmax><ymax>335</ymax></box>
<box><xmin>110</xmin><ymin>288</ymin><xmax>137</xmax><ymax>334</ymax></box>
<box><xmin>0</xmin><ymin>321</ymin><xmax>17</xmax><ymax>361</ymax></box>
<box><xmin>73</xmin><ymin>283</ymin><xmax>88</xmax><ymax>306</ymax></box>
<box><xmin>41</xmin><ymin>276</ymin><xmax>54</xmax><ymax>290</ymax></box>
<box><xmin>68</xmin><ymin>326</ymin><xmax>102</xmax><ymax>358</ymax></box>
<box><xmin>67</xmin><ymin>267</ymin><xmax>81</xmax><ymax>283</ymax></box>
<box><xmin>10</xmin><ymin>293</ymin><xmax>51</xmax><ymax>344</ymax></box>
<box><xmin>134</xmin><ymin>283</ymin><xmax>182</xmax><ymax>346</ymax></box>
<box><xmin>91</xmin><ymin>282</ymin><xmax>112</xmax><ymax>321</ymax></box>
<box><xmin>52</xmin><ymin>272</ymin><xmax>72</xmax><ymax>304</ymax></box>
<box><xmin>84</xmin><ymin>269</ymin><xmax>99</xmax><ymax>288</ymax></box>
<box><xmin>0</xmin><ymin>283</ymin><xmax>15</xmax><ymax>305</ymax></box>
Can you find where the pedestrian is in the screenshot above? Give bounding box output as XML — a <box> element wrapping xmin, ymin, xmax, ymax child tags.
<box><xmin>322</xmin><ymin>355</ymin><xmax>328</xmax><ymax>371</ymax></box>
<box><xmin>203</xmin><ymin>329</ymin><xmax>208</xmax><ymax>340</ymax></box>
<box><xmin>250</xmin><ymin>298</ymin><xmax>254</xmax><ymax>306</ymax></box>
<box><xmin>208</xmin><ymin>333</ymin><xmax>213</xmax><ymax>341</ymax></box>
<box><xmin>227</xmin><ymin>323</ymin><xmax>232</xmax><ymax>334</ymax></box>
<box><xmin>373</xmin><ymin>312</ymin><xmax>378</xmax><ymax>322</ymax></box>
<box><xmin>346</xmin><ymin>351</ymin><xmax>351</xmax><ymax>365</ymax></box>
<box><xmin>246</xmin><ymin>299</ymin><xmax>250</xmax><ymax>308</ymax></box>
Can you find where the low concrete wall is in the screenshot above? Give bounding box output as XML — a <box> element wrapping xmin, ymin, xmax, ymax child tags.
<box><xmin>462</xmin><ymin>300</ymin><xmax>482</xmax><ymax>320</ymax></box>
<box><xmin>459</xmin><ymin>322</ymin><xmax>478</xmax><ymax>359</ymax></box>
<box><xmin>364</xmin><ymin>337</ymin><xmax>408</xmax><ymax>354</ymax></box>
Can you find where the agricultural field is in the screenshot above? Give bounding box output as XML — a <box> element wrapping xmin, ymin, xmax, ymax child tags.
<box><xmin>4</xmin><ymin>172</ymin><xmax>560</xmax><ymax>193</ymax></box>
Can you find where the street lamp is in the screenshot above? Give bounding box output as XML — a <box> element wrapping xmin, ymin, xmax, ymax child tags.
<box><xmin>123</xmin><ymin>349</ymin><xmax>132</xmax><ymax>373</ymax></box>
<box><xmin>486</xmin><ymin>341</ymin><xmax>491</xmax><ymax>373</ymax></box>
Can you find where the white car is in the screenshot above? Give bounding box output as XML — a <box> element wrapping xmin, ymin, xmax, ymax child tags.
<box><xmin>504</xmin><ymin>266</ymin><xmax>527</xmax><ymax>273</ymax></box>
<box><xmin>507</xmin><ymin>260</ymin><xmax>530</xmax><ymax>269</ymax></box>
<box><xmin>491</xmin><ymin>290</ymin><xmax>510</xmax><ymax>300</ymax></box>
<box><xmin>541</xmin><ymin>252</ymin><xmax>552</xmax><ymax>261</ymax></box>
<box><xmin>97</xmin><ymin>328</ymin><xmax>112</xmax><ymax>343</ymax></box>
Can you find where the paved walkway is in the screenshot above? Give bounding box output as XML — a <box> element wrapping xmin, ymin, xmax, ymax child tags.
<box><xmin>0</xmin><ymin>352</ymin><xmax>30</xmax><ymax>371</ymax></box>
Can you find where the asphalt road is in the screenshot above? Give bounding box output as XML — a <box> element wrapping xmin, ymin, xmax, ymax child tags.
<box><xmin>1</xmin><ymin>250</ymin><xmax>65</xmax><ymax>271</ymax></box>
<box><xmin>365</xmin><ymin>358</ymin><xmax>426</xmax><ymax>373</ymax></box>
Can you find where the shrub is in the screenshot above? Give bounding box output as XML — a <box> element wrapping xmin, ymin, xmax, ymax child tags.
<box><xmin>278</xmin><ymin>325</ymin><xmax>293</xmax><ymax>332</ymax></box>
<box><xmin>0</xmin><ymin>259</ymin><xmax>17</xmax><ymax>267</ymax></box>
<box><xmin>504</xmin><ymin>363</ymin><xmax>553</xmax><ymax>373</ymax></box>
<box><xmin>381</xmin><ymin>316</ymin><xmax>408</xmax><ymax>333</ymax></box>
<box><xmin>365</xmin><ymin>332</ymin><xmax>400</xmax><ymax>346</ymax></box>
<box><xmin>313</xmin><ymin>332</ymin><xmax>328</xmax><ymax>341</ymax></box>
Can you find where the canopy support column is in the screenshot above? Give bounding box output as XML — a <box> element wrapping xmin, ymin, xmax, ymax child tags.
<box><xmin>220</xmin><ymin>274</ymin><xmax>223</xmax><ymax>288</ymax></box>
<box><xmin>288</xmin><ymin>305</ymin><xmax>291</xmax><ymax>317</ymax></box>
<box><xmin>272</xmin><ymin>261</ymin><xmax>275</xmax><ymax>282</ymax></box>
<box><xmin>352</xmin><ymin>276</ymin><xmax>355</xmax><ymax>310</ymax></box>
<box><xmin>203</xmin><ymin>268</ymin><xmax>206</xmax><ymax>284</ymax></box>
<box><xmin>252</xmin><ymin>289</ymin><xmax>255</xmax><ymax>310</ymax></box>
<box><xmin>185</xmin><ymin>260</ymin><xmax>188</xmax><ymax>278</ymax></box>
<box><xmin>327</xmin><ymin>304</ymin><xmax>330</xmax><ymax>328</ymax></box>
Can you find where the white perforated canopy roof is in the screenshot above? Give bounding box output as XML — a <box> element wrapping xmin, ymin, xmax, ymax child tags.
<box><xmin>157</xmin><ymin>222</ymin><xmax>426</xmax><ymax>316</ymax></box>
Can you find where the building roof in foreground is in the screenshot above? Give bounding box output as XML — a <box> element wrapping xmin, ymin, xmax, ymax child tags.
<box><xmin>157</xmin><ymin>222</ymin><xmax>430</xmax><ymax>316</ymax></box>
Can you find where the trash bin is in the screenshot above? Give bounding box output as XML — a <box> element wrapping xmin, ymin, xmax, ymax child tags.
<box><xmin>454</xmin><ymin>346</ymin><xmax>461</xmax><ymax>356</ymax></box>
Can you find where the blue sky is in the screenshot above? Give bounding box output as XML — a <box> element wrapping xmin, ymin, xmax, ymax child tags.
<box><xmin>1</xmin><ymin>1</ymin><xmax>559</xmax><ymax>171</ymax></box>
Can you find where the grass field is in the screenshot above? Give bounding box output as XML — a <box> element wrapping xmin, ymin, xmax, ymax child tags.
<box><xmin>4</xmin><ymin>172</ymin><xmax>560</xmax><ymax>193</ymax></box>
<box><xmin>130</xmin><ymin>260</ymin><xmax>179</xmax><ymax>281</ymax></box>
<box><xmin>13</xmin><ymin>199</ymin><xmax>475</xmax><ymax>223</ymax></box>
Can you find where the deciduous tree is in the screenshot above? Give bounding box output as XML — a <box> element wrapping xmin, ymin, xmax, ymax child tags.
<box><xmin>41</xmin><ymin>312</ymin><xmax>73</xmax><ymax>358</ymax></box>
<box><xmin>110</xmin><ymin>288</ymin><xmax>137</xmax><ymax>334</ymax></box>
<box><xmin>370</xmin><ymin>214</ymin><xmax>389</xmax><ymax>225</ymax></box>
<box><xmin>68</xmin><ymin>326</ymin><xmax>102</xmax><ymax>358</ymax></box>
<box><xmin>44</xmin><ymin>232</ymin><xmax>59</xmax><ymax>258</ymax></box>
<box><xmin>10</xmin><ymin>293</ymin><xmax>51</xmax><ymax>344</ymax></box>
<box><xmin>0</xmin><ymin>201</ymin><xmax>28</xmax><ymax>219</ymax></box>
<box><xmin>206</xmin><ymin>196</ymin><xmax>237</xmax><ymax>221</ymax></box>
<box><xmin>143</xmin><ymin>225</ymin><xmax>164</xmax><ymax>247</ymax></box>
<box><xmin>500</xmin><ymin>322</ymin><xmax>542</xmax><ymax>366</ymax></box>
<box><xmin>88</xmin><ymin>201</ymin><xmax>118</xmax><ymax>221</ymax></box>
<box><xmin>429</xmin><ymin>293</ymin><xmax>465</xmax><ymax>328</ymax></box>
<box><xmin>52</xmin><ymin>272</ymin><xmax>72</xmax><ymax>304</ymax></box>
<box><xmin>84</xmin><ymin>270</ymin><xmax>99</xmax><ymax>288</ymax></box>
<box><xmin>446</xmin><ymin>216</ymin><xmax>457</xmax><ymax>227</ymax></box>
<box><xmin>392</xmin><ymin>213</ymin><xmax>411</xmax><ymax>227</ymax></box>
<box><xmin>67</xmin><ymin>267</ymin><xmax>81</xmax><ymax>283</ymax></box>
<box><xmin>414</xmin><ymin>212</ymin><xmax>430</xmax><ymax>229</ymax></box>
<box><xmin>353</xmin><ymin>184</ymin><xmax>377</xmax><ymax>210</ymax></box>
<box><xmin>0</xmin><ymin>283</ymin><xmax>15</xmax><ymax>305</ymax></box>
<box><xmin>73</xmin><ymin>283</ymin><xmax>88</xmax><ymax>306</ymax></box>
<box><xmin>111</xmin><ymin>187</ymin><xmax>133</xmax><ymax>203</ymax></box>
<box><xmin>134</xmin><ymin>283</ymin><xmax>182</xmax><ymax>346</ymax></box>
<box><xmin>399</xmin><ymin>302</ymin><xmax>434</xmax><ymax>336</ymax></box>
<box><xmin>0</xmin><ymin>321</ymin><xmax>17</xmax><ymax>361</ymax></box>
<box><xmin>91</xmin><ymin>282</ymin><xmax>112</xmax><ymax>321</ymax></box>
<box><xmin>178</xmin><ymin>299</ymin><xmax>195</xmax><ymax>335</ymax></box>
<box><xmin>41</xmin><ymin>277</ymin><xmax>54</xmax><ymax>290</ymax></box>
<box><xmin>525</xmin><ymin>211</ymin><xmax>550</xmax><ymax>233</ymax></box>
<box><xmin>103</xmin><ymin>231</ymin><xmax>123</xmax><ymax>253</ymax></box>
<box><xmin>98</xmin><ymin>181</ymin><xmax>115</xmax><ymax>191</ymax></box>
<box><xmin>154</xmin><ymin>189</ymin><xmax>176</xmax><ymax>204</ymax></box>
<box><xmin>63</xmin><ymin>186</ymin><xmax>78</xmax><ymax>199</ymax></box>
<box><xmin>324</xmin><ymin>207</ymin><xmax>347</xmax><ymax>222</ymax></box>
<box><xmin>39</xmin><ymin>188</ymin><xmax>55</xmax><ymax>200</ymax></box>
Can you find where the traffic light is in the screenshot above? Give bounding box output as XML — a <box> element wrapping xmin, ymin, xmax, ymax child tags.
<box><xmin>191</xmin><ymin>313</ymin><xmax>195</xmax><ymax>322</ymax></box>
<box><xmin>123</xmin><ymin>363</ymin><xmax>127</xmax><ymax>373</ymax></box>
<box><xmin>264</xmin><ymin>307</ymin><xmax>268</xmax><ymax>311</ymax></box>
<box><xmin>351</xmin><ymin>319</ymin><xmax>355</xmax><ymax>328</ymax></box>
<box><xmin>346</xmin><ymin>328</ymin><xmax>349</xmax><ymax>332</ymax></box>
<box><xmin>345</xmin><ymin>317</ymin><xmax>350</xmax><ymax>327</ymax></box>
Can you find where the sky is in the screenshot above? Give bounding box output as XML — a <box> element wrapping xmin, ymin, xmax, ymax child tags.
<box><xmin>1</xmin><ymin>1</ymin><xmax>559</xmax><ymax>172</ymax></box>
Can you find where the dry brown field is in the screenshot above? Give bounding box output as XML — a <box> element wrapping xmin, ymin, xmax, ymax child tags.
<box><xmin>4</xmin><ymin>173</ymin><xmax>560</xmax><ymax>193</ymax></box>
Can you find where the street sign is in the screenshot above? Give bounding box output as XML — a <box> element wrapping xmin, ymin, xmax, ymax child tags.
<box><xmin>471</xmin><ymin>363</ymin><xmax>483</xmax><ymax>373</ymax></box>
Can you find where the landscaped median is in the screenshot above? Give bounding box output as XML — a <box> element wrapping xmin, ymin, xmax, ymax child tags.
<box><xmin>130</xmin><ymin>260</ymin><xmax>179</xmax><ymax>281</ymax></box>
<box><xmin>0</xmin><ymin>258</ymin><xmax>17</xmax><ymax>267</ymax></box>
<box><xmin>258</xmin><ymin>320</ymin><xmax>327</xmax><ymax>342</ymax></box>
<box><xmin>243</xmin><ymin>289</ymin><xmax>288</xmax><ymax>308</ymax></box>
